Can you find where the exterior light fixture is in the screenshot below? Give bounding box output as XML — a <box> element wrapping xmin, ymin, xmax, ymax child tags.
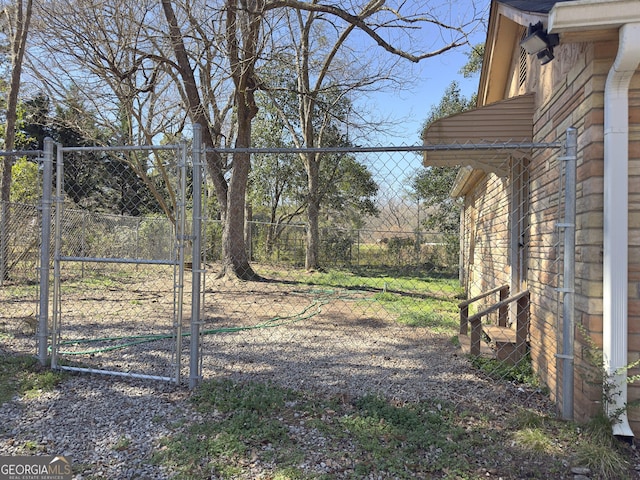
<box><xmin>520</xmin><ymin>21</ymin><xmax>559</xmax><ymax>65</ymax></box>
<box><xmin>536</xmin><ymin>48</ymin><xmax>555</xmax><ymax>65</ymax></box>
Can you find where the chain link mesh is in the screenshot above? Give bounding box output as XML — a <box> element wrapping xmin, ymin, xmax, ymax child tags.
<box><xmin>0</xmin><ymin>202</ymin><xmax>41</xmax><ymax>284</ymax></box>
<box><xmin>197</xmin><ymin>145</ymin><xmax>564</xmax><ymax>410</ymax></box>
<box><xmin>1</xmin><ymin>150</ymin><xmax>44</xmax><ymax>339</ymax></box>
<box><xmin>1</xmin><ymin>141</ymin><xmax>568</xmax><ymax>414</ymax></box>
<box><xmin>0</xmin><ymin>201</ymin><xmax>41</xmax><ymax>335</ymax></box>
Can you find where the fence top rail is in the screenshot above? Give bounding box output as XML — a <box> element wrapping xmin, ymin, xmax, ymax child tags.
<box><xmin>0</xmin><ymin>149</ymin><xmax>43</xmax><ymax>157</ymax></box>
<box><xmin>206</xmin><ymin>142</ymin><xmax>563</xmax><ymax>155</ymax></box>
<box><xmin>60</xmin><ymin>144</ymin><xmax>180</xmax><ymax>153</ymax></box>
<box><xmin>245</xmin><ymin>219</ymin><xmax>445</xmax><ymax>235</ymax></box>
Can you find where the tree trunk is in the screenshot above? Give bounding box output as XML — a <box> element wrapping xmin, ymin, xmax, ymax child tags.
<box><xmin>305</xmin><ymin>154</ymin><xmax>321</xmax><ymax>271</ymax></box>
<box><xmin>163</xmin><ymin>0</ymin><xmax>260</xmax><ymax>281</ymax></box>
<box><xmin>265</xmin><ymin>211</ymin><xmax>276</xmax><ymax>257</ymax></box>
<box><xmin>216</xmin><ymin>0</ymin><xmax>262</xmax><ymax>281</ymax></box>
<box><xmin>0</xmin><ymin>0</ymin><xmax>33</xmax><ymax>283</ymax></box>
<box><xmin>219</xmin><ymin>98</ymin><xmax>260</xmax><ymax>280</ymax></box>
<box><xmin>161</xmin><ymin>0</ymin><xmax>228</xmax><ymax>221</ymax></box>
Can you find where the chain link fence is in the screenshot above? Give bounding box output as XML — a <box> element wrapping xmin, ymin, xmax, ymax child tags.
<box><xmin>0</xmin><ymin>202</ymin><xmax>41</xmax><ymax>285</ymax></box>
<box><xmin>195</xmin><ymin>138</ymin><xmax>569</xmax><ymax>411</ymax></box>
<box><xmin>0</xmin><ymin>201</ymin><xmax>41</xmax><ymax>336</ymax></box>
<box><xmin>1</xmin><ymin>133</ymin><xmax>576</xmax><ymax>417</ymax></box>
<box><xmin>56</xmin><ymin>210</ymin><xmax>174</xmax><ymax>261</ymax></box>
<box><xmin>1</xmin><ymin>148</ymin><xmax>44</xmax><ymax>341</ymax></box>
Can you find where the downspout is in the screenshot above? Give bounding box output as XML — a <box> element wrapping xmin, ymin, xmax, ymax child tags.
<box><xmin>603</xmin><ymin>22</ymin><xmax>640</xmax><ymax>439</ymax></box>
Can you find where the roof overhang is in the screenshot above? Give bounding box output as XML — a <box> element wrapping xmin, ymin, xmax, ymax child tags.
<box><xmin>421</xmin><ymin>93</ymin><xmax>535</xmax><ymax>176</ymax></box>
<box><xmin>450</xmin><ymin>166</ymin><xmax>487</xmax><ymax>197</ymax></box>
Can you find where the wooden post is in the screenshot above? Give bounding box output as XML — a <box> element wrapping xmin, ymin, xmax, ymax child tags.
<box><xmin>498</xmin><ymin>285</ymin><xmax>509</xmax><ymax>327</ymax></box>
<box><xmin>516</xmin><ymin>292</ymin><xmax>530</xmax><ymax>360</ymax></box>
<box><xmin>460</xmin><ymin>304</ymin><xmax>469</xmax><ymax>335</ymax></box>
<box><xmin>470</xmin><ymin>317</ymin><xmax>482</xmax><ymax>356</ymax></box>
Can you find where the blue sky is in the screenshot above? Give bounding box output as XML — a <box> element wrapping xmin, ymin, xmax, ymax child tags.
<box><xmin>354</xmin><ymin>47</ymin><xmax>484</xmax><ymax>196</ymax></box>
<box><xmin>347</xmin><ymin>0</ymin><xmax>489</xmax><ymax>194</ymax></box>
<box><xmin>359</xmin><ymin>1</ymin><xmax>490</xmax><ymax>147</ymax></box>
<box><xmin>370</xmin><ymin>50</ymin><xmax>483</xmax><ymax>146</ymax></box>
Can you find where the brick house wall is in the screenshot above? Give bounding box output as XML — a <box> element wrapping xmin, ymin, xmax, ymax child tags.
<box><xmin>536</xmin><ymin>39</ymin><xmax>640</xmax><ymax>428</ymax></box>
<box><xmin>461</xmin><ymin>172</ymin><xmax>511</xmax><ymax>305</ymax></box>
<box><xmin>460</xmin><ymin>35</ymin><xmax>640</xmax><ymax>429</ymax></box>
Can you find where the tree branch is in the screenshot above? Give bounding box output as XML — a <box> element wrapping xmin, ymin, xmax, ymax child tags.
<box><xmin>266</xmin><ymin>0</ymin><xmax>470</xmax><ymax>62</ymax></box>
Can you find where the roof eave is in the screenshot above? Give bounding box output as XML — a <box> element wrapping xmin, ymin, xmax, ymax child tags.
<box><xmin>478</xmin><ymin>1</ymin><xmax>548</xmax><ymax>106</ymax></box>
<box><xmin>422</xmin><ymin>94</ymin><xmax>535</xmax><ymax>176</ymax></box>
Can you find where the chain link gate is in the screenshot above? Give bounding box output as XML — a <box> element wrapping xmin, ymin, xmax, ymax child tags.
<box><xmin>42</xmin><ymin>135</ymin><xmax>205</xmax><ymax>385</ymax></box>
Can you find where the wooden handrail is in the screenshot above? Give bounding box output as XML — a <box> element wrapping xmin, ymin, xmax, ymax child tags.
<box><xmin>458</xmin><ymin>284</ymin><xmax>509</xmax><ymax>308</ymax></box>
<box><xmin>467</xmin><ymin>290</ymin><xmax>529</xmax><ymax>324</ymax></box>
<box><xmin>467</xmin><ymin>290</ymin><xmax>530</xmax><ymax>357</ymax></box>
<box><xmin>459</xmin><ymin>284</ymin><xmax>509</xmax><ymax>335</ymax></box>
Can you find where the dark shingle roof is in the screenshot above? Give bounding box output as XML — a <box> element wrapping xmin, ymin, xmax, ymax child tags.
<box><xmin>499</xmin><ymin>0</ymin><xmax>576</xmax><ymax>14</ymax></box>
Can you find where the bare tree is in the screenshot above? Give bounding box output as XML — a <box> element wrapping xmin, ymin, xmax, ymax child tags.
<box><xmin>25</xmin><ymin>0</ymin><xmax>482</xmax><ymax>281</ymax></box>
<box><xmin>218</xmin><ymin>0</ymin><xmax>265</xmax><ymax>279</ymax></box>
<box><xmin>161</xmin><ymin>0</ymin><xmax>260</xmax><ymax>279</ymax></box>
<box><xmin>159</xmin><ymin>0</ymin><xmax>483</xmax><ymax>279</ymax></box>
<box><xmin>263</xmin><ymin>0</ymin><xmax>481</xmax><ymax>270</ymax></box>
<box><xmin>159</xmin><ymin>0</ymin><xmax>232</xmax><ymax>220</ymax></box>
<box><xmin>0</xmin><ymin>0</ymin><xmax>33</xmax><ymax>283</ymax></box>
<box><xmin>31</xmin><ymin>0</ymin><xmax>244</xmax><ymax>276</ymax></box>
<box><xmin>30</xmin><ymin>0</ymin><xmax>193</xmax><ymax>222</ymax></box>
<box><xmin>211</xmin><ymin>0</ymin><xmax>482</xmax><ymax>277</ymax></box>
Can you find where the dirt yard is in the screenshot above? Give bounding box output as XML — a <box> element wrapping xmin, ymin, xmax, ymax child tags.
<box><xmin>1</xmin><ymin>263</ymin><xmax>550</xmax><ymax>417</ymax></box>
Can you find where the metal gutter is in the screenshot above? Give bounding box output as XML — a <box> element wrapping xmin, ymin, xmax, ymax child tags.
<box><xmin>549</xmin><ymin>0</ymin><xmax>640</xmax><ymax>32</ymax></box>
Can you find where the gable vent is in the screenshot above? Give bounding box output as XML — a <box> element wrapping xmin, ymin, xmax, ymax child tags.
<box><xmin>519</xmin><ymin>29</ymin><xmax>528</xmax><ymax>88</ymax></box>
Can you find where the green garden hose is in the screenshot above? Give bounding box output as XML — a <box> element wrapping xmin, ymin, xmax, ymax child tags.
<box><xmin>55</xmin><ymin>295</ymin><xmax>332</xmax><ymax>356</ymax></box>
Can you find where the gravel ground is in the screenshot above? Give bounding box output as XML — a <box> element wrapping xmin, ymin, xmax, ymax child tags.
<box><xmin>0</xmin><ymin>375</ymin><xmax>191</xmax><ymax>479</ymax></box>
<box><xmin>0</xmin><ymin>323</ymin><xmax>553</xmax><ymax>479</ymax></box>
<box><xmin>0</xmin><ymin>275</ymin><xmax>556</xmax><ymax>478</ymax></box>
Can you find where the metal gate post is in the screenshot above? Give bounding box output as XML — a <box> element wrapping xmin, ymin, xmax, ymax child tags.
<box><xmin>189</xmin><ymin>124</ymin><xmax>203</xmax><ymax>389</ymax></box>
<box><xmin>174</xmin><ymin>140</ymin><xmax>188</xmax><ymax>384</ymax></box>
<box><xmin>51</xmin><ymin>143</ymin><xmax>64</xmax><ymax>370</ymax></box>
<box><xmin>37</xmin><ymin>138</ymin><xmax>54</xmax><ymax>365</ymax></box>
<box><xmin>559</xmin><ymin>127</ymin><xmax>577</xmax><ymax>420</ymax></box>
